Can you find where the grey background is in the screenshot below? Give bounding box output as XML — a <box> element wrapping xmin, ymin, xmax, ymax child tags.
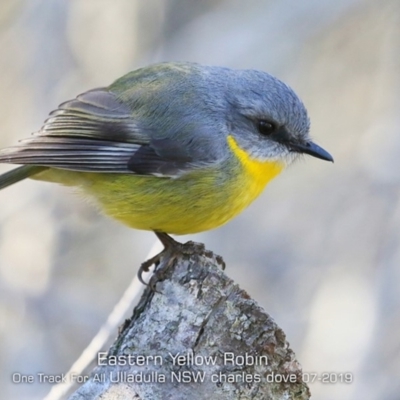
<box><xmin>0</xmin><ymin>0</ymin><xmax>399</xmax><ymax>399</ymax></box>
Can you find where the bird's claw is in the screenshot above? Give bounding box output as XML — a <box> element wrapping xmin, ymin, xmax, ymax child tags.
<box><xmin>138</xmin><ymin>233</ymin><xmax>225</xmax><ymax>290</ymax></box>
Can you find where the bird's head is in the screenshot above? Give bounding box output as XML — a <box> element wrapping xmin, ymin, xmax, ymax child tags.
<box><xmin>222</xmin><ymin>68</ymin><xmax>333</xmax><ymax>166</ymax></box>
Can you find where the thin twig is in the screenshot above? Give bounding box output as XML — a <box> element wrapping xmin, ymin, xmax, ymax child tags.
<box><xmin>43</xmin><ymin>241</ymin><xmax>161</xmax><ymax>400</ymax></box>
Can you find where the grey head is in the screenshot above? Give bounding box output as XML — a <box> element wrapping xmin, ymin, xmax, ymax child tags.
<box><xmin>193</xmin><ymin>64</ymin><xmax>333</xmax><ymax>165</ymax></box>
<box><xmin>225</xmin><ymin>68</ymin><xmax>330</xmax><ymax>164</ymax></box>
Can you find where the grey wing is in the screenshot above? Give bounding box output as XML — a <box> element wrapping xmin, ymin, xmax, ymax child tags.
<box><xmin>0</xmin><ymin>88</ymin><xmax>205</xmax><ymax>176</ymax></box>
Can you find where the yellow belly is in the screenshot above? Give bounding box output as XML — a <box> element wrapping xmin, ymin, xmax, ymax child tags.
<box><xmin>36</xmin><ymin>136</ymin><xmax>284</xmax><ymax>234</ymax></box>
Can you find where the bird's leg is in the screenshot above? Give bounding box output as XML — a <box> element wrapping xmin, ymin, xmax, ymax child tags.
<box><xmin>138</xmin><ymin>232</ymin><xmax>225</xmax><ymax>288</ymax></box>
<box><xmin>137</xmin><ymin>232</ymin><xmax>182</xmax><ymax>286</ymax></box>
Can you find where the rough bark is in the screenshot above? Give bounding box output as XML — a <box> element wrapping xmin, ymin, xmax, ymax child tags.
<box><xmin>69</xmin><ymin>246</ymin><xmax>310</xmax><ymax>400</ymax></box>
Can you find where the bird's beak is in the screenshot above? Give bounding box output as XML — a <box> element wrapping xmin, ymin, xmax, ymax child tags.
<box><xmin>290</xmin><ymin>141</ymin><xmax>334</xmax><ymax>162</ymax></box>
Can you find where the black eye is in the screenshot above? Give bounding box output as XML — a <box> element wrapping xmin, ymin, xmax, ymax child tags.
<box><xmin>257</xmin><ymin>120</ymin><xmax>277</xmax><ymax>136</ymax></box>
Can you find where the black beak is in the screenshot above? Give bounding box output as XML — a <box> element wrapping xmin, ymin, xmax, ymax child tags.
<box><xmin>290</xmin><ymin>141</ymin><xmax>334</xmax><ymax>162</ymax></box>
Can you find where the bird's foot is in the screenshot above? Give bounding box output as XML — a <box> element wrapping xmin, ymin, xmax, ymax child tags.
<box><xmin>138</xmin><ymin>233</ymin><xmax>225</xmax><ymax>290</ymax></box>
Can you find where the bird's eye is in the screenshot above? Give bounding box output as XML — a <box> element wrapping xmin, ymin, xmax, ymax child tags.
<box><xmin>257</xmin><ymin>120</ymin><xmax>277</xmax><ymax>136</ymax></box>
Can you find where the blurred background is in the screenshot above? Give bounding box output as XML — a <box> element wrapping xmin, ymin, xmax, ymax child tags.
<box><xmin>0</xmin><ymin>0</ymin><xmax>399</xmax><ymax>399</ymax></box>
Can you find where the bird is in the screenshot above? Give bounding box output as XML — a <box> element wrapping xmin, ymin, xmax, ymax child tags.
<box><xmin>0</xmin><ymin>62</ymin><xmax>333</xmax><ymax>283</ymax></box>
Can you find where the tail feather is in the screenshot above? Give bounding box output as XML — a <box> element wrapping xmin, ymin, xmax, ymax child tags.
<box><xmin>0</xmin><ymin>165</ymin><xmax>48</xmax><ymax>190</ymax></box>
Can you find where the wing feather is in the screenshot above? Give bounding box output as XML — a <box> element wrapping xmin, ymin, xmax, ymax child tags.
<box><xmin>0</xmin><ymin>88</ymin><xmax>211</xmax><ymax>176</ymax></box>
<box><xmin>0</xmin><ymin>89</ymin><xmax>165</xmax><ymax>174</ymax></box>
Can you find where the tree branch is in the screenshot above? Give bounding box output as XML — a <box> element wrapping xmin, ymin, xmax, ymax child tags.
<box><xmin>69</xmin><ymin>247</ymin><xmax>310</xmax><ymax>400</ymax></box>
